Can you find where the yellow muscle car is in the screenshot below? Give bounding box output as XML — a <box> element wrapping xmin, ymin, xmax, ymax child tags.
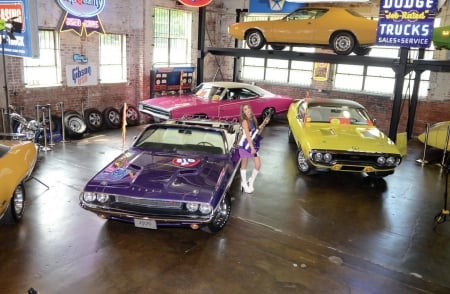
<box><xmin>287</xmin><ymin>98</ymin><xmax>402</xmax><ymax>177</ymax></box>
<box><xmin>228</xmin><ymin>7</ymin><xmax>377</xmax><ymax>55</ymax></box>
<box><xmin>418</xmin><ymin>121</ymin><xmax>450</xmax><ymax>150</ymax></box>
<box><xmin>0</xmin><ymin>139</ymin><xmax>37</xmax><ymax>224</ymax></box>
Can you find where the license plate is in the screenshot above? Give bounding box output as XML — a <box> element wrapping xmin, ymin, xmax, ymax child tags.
<box><xmin>134</xmin><ymin>218</ymin><xmax>157</xmax><ymax>230</ymax></box>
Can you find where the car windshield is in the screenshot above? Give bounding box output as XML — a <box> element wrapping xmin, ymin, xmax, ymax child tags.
<box><xmin>194</xmin><ymin>84</ymin><xmax>225</xmax><ymax>101</ymax></box>
<box><xmin>306</xmin><ymin>105</ymin><xmax>372</xmax><ymax>125</ymax></box>
<box><xmin>134</xmin><ymin>126</ymin><xmax>226</xmax><ymax>154</ymax></box>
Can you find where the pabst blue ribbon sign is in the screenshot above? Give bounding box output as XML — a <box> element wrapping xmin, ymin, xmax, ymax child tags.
<box><xmin>56</xmin><ymin>0</ymin><xmax>105</xmax><ymax>35</ymax></box>
<box><xmin>177</xmin><ymin>0</ymin><xmax>212</xmax><ymax>7</ymax></box>
<box><xmin>376</xmin><ymin>0</ymin><xmax>438</xmax><ymax>48</ymax></box>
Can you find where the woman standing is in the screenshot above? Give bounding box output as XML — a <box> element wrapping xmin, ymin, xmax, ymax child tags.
<box><xmin>238</xmin><ymin>103</ymin><xmax>269</xmax><ymax>193</ymax></box>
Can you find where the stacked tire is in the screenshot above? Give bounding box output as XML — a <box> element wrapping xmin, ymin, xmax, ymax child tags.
<box><xmin>62</xmin><ymin>104</ymin><xmax>140</xmax><ymax>139</ymax></box>
<box><xmin>64</xmin><ymin>110</ymin><xmax>87</xmax><ymax>140</ymax></box>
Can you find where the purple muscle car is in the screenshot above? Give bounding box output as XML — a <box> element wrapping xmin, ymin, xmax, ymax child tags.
<box><xmin>139</xmin><ymin>81</ymin><xmax>293</xmax><ymax>123</ymax></box>
<box><xmin>79</xmin><ymin>119</ymin><xmax>241</xmax><ymax>232</ymax></box>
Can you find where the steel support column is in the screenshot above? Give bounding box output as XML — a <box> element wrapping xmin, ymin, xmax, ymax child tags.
<box><xmin>196</xmin><ymin>7</ymin><xmax>206</xmax><ymax>84</ymax></box>
<box><xmin>389</xmin><ymin>47</ymin><xmax>409</xmax><ymax>142</ymax></box>
<box><xmin>406</xmin><ymin>48</ymin><xmax>425</xmax><ymax>140</ymax></box>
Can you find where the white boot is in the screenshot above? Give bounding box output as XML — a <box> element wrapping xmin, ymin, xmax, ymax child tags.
<box><xmin>240</xmin><ymin>169</ymin><xmax>253</xmax><ymax>193</ymax></box>
<box><xmin>248</xmin><ymin>169</ymin><xmax>259</xmax><ymax>192</ymax></box>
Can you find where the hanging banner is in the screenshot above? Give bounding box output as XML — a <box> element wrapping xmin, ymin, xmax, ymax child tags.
<box><xmin>376</xmin><ymin>0</ymin><xmax>438</xmax><ymax>48</ymax></box>
<box><xmin>177</xmin><ymin>0</ymin><xmax>212</xmax><ymax>7</ymax></box>
<box><xmin>0</xmin><ymin>0</ymin><xmax>39</xmax><ymax>58</ymax></box>
<box><xmin>56</xmin><ymin>0</ymin><xmax>105</xmax><ymax>36</ymax></box>
<box><xmin>66</xmin><ymin>64</ymin><xmax>98</xmax><ymax>87</ymax></box>
<box><xmin>313</xmin><ymin>62</ymin><xmax>329</xmax><ymax>81</ymax></box>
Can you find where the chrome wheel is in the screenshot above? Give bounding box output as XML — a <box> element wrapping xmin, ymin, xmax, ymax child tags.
<box><xmin>331</xmin><ymin>32</ymin><xmax>355</xmax><ymax>55</ymax></box>
<box><xmin>207</xmin><ymin>194</ymin><xmax>231</xmax><ymax>233</ymax></box>
<box><xmin>1</xmin><ymin>184</ymin><xmax>26</xmax><ymax>224</ymax></box>
<box><xmin>246</xmin><ymin>30</ymin><xmax>265</xmax><ymax>50</ymax></box>
<box><xmin>296</xmin><ymin>148</ymin><xmax>311</xmax><ymax>174</ymax></box>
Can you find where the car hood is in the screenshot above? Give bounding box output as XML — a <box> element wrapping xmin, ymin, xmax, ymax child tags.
<box><xmin>141</xmin><ymin>95</ymin><xmax>209</xmax><ymax>110</ymax></box>
<box><xmin>84</xmin><ymin>149</ymin><xmax>228</xmax><ymax>202</ymax></box>
<box><xmin>303</xmin><ymin>124</ymin><xmax>400</xmax><ymax>154</ymax></box>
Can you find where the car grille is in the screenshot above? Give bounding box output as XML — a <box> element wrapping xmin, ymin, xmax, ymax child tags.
<box><xmin>140</xmin><ymin>104</ymin><xmax>170</xmax><ymax>119</ymax></box>
<box><xmin>312</xmin><ymin>151</ymin><xmax>400</xmax><ymax>171</ymax></box>
<box><xmin>113</xmin><ymin>195</ymin><xmax>183</xmax><ymax>209</ymax></box>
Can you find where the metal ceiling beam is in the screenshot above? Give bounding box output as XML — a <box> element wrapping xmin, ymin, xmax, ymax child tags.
<box><xmin>206</xmin><ymin>47</ymin><xmax>400</xmax><ymax>68</ymax></box>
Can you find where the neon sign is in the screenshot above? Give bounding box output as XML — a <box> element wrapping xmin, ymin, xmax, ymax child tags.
<box><xmin>56</xmin><ymin>0</ymin><xmax>105</xmax><ymax>35</ymax></box>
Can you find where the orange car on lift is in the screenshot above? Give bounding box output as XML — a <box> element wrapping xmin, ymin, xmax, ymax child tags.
<box><xmin>228</xmin><ymin>6</ymin><xmax>378</xmax><ymax>56</ymax></box>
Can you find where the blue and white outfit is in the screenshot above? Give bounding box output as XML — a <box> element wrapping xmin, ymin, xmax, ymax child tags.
<box><xmin>238</xmin><ymin>120</ymin><xmax>258</xmax><ymax>158</ymax></box>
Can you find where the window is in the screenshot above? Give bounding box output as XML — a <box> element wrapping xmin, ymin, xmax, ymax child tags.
<box><xmin>23</xmin><ymin>30</ymin><xmax>61</xmax><ymax>87</ymax></box>
<box><xmin>334</xmin><ymin>46</ymin><xmax>433</xmax><ymax>98</ymax></box>
<box><xmin>99</xmin><ymin>34</ymin><xmax>127</xmax><ymax>83</ymax></box>
<box><xmin>153</xmin><ymin>7</ymin><xmax>192</xmax><ymax>66</ymax></box>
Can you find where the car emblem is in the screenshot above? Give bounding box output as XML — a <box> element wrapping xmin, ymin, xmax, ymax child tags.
<box><xmin>172</xmin><ymin>158</ymin><xmax>201</xmax><ymax>167</ymax></box>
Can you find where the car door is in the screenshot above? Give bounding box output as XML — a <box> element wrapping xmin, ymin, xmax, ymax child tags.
<box><xmin>217</xmin><ymin>88</ymin><xmax>261</xmax><ymax>120</ymax></box>
<box><xmin>268</xmin><ymin>8</ymin><xmax>317</xmax><ymax>44</ymax></box>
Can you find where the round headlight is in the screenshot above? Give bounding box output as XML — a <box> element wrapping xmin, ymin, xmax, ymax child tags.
<box><xmin>83</xmin><ymin>192</ymin><xmax>96</xmax><ymax>202</ymax></box>
<box><xmin>97</xmin><ymin>193</ymin><xmax>110</xmax><ymax>203</ymax></box>
<box><xmin>386</xmin><ymin>156</ymin><xmax>396</xmax><ymax>166</ymax></box>
<box><xmin>199</xmin><ymin>204</ymin><xmax>212</xmax><ymax>214</ymax></box>
<box><xmin>186</xmin><ymin>203</ymin><xmax>199</xmax><ymax>212</ymax></box>
<box><xmin>323</xmin><ymin>153</ymin><xmax>332</xmax><ymax>163</ymax></box>
<box><xmin>377</xmin><ymin>156</ymin><xmax>386</xmax><ymax>165</ymax></box>
<box><xmin>313</xmin><ymin>152</ymin><xmax>323</xmax><ymax>162</ymax></box>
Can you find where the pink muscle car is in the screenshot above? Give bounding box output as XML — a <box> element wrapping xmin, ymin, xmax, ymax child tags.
<box><xmin>139</xmin><ymin>82</ymin><xmax>293</xmax><ymax>123</ymax></box>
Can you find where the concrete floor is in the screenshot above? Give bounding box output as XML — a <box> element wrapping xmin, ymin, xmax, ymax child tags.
<box><xmin>1</xmin><ymin>119</ymin><xmax>450</xmax><ymax>294</ymax></box>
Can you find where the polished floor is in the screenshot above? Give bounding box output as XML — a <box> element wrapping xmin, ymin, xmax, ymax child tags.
<box><xmin>1</xmin><ymin>118</ymin><xmax>450</xmax><ymax>294</ymax></box>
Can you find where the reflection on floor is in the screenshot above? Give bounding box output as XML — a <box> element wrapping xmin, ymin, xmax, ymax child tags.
<box><xmin>1</xmin><ymin>120</ymin><xmax>449</xmax><ymax>294</ymax></box>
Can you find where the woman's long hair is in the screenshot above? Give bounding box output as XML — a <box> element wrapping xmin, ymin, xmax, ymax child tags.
<box><xmin>239</xmin><ymin>103</ymin><xmax>258</xmax><ymax>128</ymax></box>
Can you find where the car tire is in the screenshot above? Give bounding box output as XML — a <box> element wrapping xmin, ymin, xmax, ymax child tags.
<box><xmin>1</xmin><ymin>183</ymin><xmax>26</xmax><ymax>224</ymax></box>
<box><xmin>260</xmin><ymin>107</ymin><xmax>274</xmax><ymax>124</ymax></box>
<box><xmin>331</xmin><ymin>31</ymin><xmax>355</xmax><ymax>55</ymax></box>
<box><xmin>246</xmin><ymin>30</ymin><xmax>265</xmax><ymax>50</ymax></box>
<box><xmin>353</xmin><ymin>46</ymin><xmax>372</xmax><ymax>56</ymax></box>
<box><xmin>64</xmin><ymin>111</ymin><xmax>87</xmax><ymax>139</ymax></box>
<box><xmin>120</xmin><ymin>104</ymin><xmax>140</xmax><ymax>126</ymax></box>
<box><xmin>102</xmin><ymin>107</ymin><xmax>121</xmax><ymax>129</ymax></box>
<box><xmin>296</xmin><ymin>148</ymin><xmax>313</xmax><ymax>175</ymax></box>
<box><xmin>270</xmin><ymin>44</ymin><xmax>285</xmax><ymax>50</ymax></box>
<box><xmin>84</xmin><ymin>108</ymin><xmax>104</xmax><ymax>132</ymax></box>
<box><xmin>288</xmin><ymin>127</ymin><xmax>295</xmax><ymax>143</ymax></box>
<box><xmin>206</xmin><ymin>193</ymin><xmax>231</xmax><ymax>233</ymax></box>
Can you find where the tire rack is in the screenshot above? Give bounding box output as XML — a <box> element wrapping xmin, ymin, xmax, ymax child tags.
<box><xmin>35</xmin><ymin>104</ymin><xmax>53</xmax><ymax>152</ymax></box>
<box><xmin>34</xmin><ymin>102</ymin><xmax>68</xmax><ymax>152</ymax></box>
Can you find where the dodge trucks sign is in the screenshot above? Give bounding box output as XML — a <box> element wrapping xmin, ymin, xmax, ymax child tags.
<box><xmin>376</xmin><ymin>0</ymin><xmax>438</xmax><ymax>48</ymax></box>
